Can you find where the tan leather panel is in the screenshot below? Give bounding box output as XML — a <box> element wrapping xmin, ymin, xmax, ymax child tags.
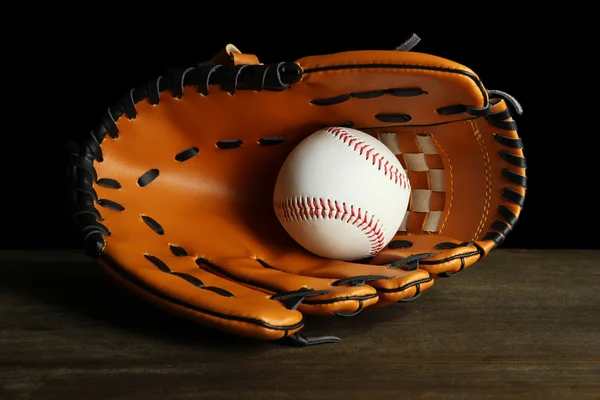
<box><xmin>97</xmin><ymin>259</ymin><xmax>303</xmax><ymax>340</ymax></box>
<box><xmin>407</xmin><ymin>170</ymin><xmax>429</xmax><ymax>189</ymax></box>
<box><xmin>430</xmin><ymin>192</ymin><xmax>446</xmax><ymax>212</ymax></box>
<box><xmin>104</xmin><ymin>241</ymin><xmax>301</xmax><ymax>321</ymax></box>
<box><xmin>425</xmin><ymin>120</ymin><xmax>489</xmax><ymax>240</ymax></box>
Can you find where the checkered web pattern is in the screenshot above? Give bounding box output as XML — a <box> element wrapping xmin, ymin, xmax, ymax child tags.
<box><xmin>379</xmin><ymin>132</ymin><xmax>447</xmax><ymax>233</ymax></box>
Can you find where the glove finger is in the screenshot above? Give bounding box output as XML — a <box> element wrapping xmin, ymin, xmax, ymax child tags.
<box><xmin>265</xmin><ymin>252</ymin><xmax>433</xmax><ymax>303</ymax></box>
<box><xmin>371</xmin><ymin>234</ymin><xmax>483</xmax><ymax>277</ymax></box>
<box><xmin>196</xmin><ymin>256</ymin><xmax>379</xmax><ymax>317</ymax></box>
<box><xmin>97</xmin><ymin>242</ymin><xmax>305</xmax><ymax>341</ymax></box>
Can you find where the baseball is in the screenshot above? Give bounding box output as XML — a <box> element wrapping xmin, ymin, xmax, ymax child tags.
<box><xmin>273</xmin><ymin>126</ymin><xmax>411</xmax><ymax>261</ymax></box>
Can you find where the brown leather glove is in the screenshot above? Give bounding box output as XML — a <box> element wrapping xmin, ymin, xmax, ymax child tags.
<box><xmin>66</xmin><ymin>35</ymin><xmax>526</xmax><ymax>345</ymax></box>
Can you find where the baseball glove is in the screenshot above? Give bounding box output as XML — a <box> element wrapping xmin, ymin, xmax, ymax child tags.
<box><xmin>66</xmin><ymin>34</ymin><xmax>526</xmax><ymax>345</ymax></box>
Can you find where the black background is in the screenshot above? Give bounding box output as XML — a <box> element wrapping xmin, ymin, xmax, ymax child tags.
<box><xmin>3</xmin><ymin>21</ymin><xmax>595</xmax><ymax>250</ymax></box>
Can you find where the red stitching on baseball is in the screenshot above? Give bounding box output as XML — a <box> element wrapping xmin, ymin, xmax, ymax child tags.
<box><xmin>274</xmin><ymin>197</ymin><xmax>387</xmax><ymax>257</ymax></box>
<box><xmin>323</xmin><ymin>126</ymin><xmax>410</xmax><ymax>190</ymax></box>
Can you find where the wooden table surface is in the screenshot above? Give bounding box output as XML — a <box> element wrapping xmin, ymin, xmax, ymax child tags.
<box><xmin>0</xmin><ymin>249</ymin><xmax>598</xmax><ymax>399</ymax></box>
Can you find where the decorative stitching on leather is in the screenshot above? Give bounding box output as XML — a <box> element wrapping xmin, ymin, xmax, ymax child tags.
<box><xmin>274</xmin><ymin>197</ymin><xmax>387</xmax><ymax>257</ymax></box>
<box><xmin>322</xmin><ymin>126</ymin><xmax>410</xmax><ymax>190</ymax></box>
<box><xmin>428</xmin><ymin>133</ymin><xmax>453</xmax><ymax>233</ymax></box>
<box><xmin>471</xmin><ymin>120</ymin><xmax>492</xmax><ymax>240</ymax></box>
<box><xmin>310</xmin><ymin>88</ymin><xmax>426</xmax><ymax>106</ymax></box>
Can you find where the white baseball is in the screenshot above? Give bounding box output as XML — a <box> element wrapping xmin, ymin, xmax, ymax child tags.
<box><xmin>273</xmin><ymin>126</ymin><xmax>411</xmax><ymax>261</ymax></box>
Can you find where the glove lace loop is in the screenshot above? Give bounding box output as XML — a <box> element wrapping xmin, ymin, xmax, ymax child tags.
<box><xmin>90</xmin><ymin>61</ymin><xmax>302</xmax><ymax>142</ymax></box>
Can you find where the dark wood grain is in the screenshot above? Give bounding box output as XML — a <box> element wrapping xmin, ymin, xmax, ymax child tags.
<box><xmin>1</xmin><ymin>249</ymin><xmax>599</xmax><ymax>400</ymax></box>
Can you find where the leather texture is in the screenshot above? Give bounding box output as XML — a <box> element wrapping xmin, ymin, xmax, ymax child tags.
<box><xmin>67</xmin><ymin>40</ymin><xmax>526</xmax><ymax>344</ymax></box>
